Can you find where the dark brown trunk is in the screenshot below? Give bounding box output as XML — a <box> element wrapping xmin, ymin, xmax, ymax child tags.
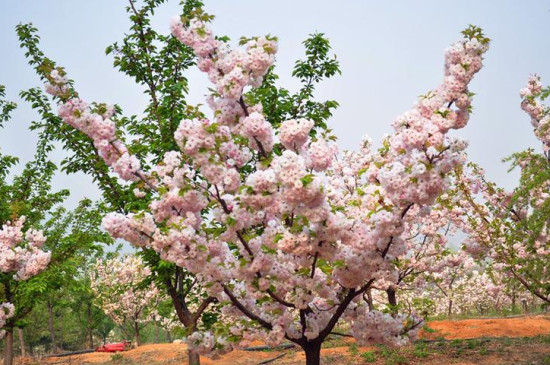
<box><xmin>134</xmin><ymin>321</ymin><xmax>141</xmax><ymax>346</ymax></box>
<box><xmin>18</xmin><ymin>327</ymin><xmax>26</xmax><ymax>357</ymax></box>
<box><xmin>88</xmin><ymin>327</ymin><xmax>94</xmax><ymax>349</ymax></box>
<box><xmin>87</xmin><ymin>302</ymin><xmax>94</xmax><ymax>349</ymax></box>
<box><xmin>59</xmin><ymin>311</ymin><xmax>64</xmax><ymax>352</ymax></box>
<box><xmin>4</xmin><ymin>328</ymin><xmax>14</xmax><ymax>365</ymax></box>
<box><xmin>47</xmin><ymin>302</ymin><xmax>58</xmax><ymax>353</ymax></box>
<box><xmin>448</xmin><ymin>299</ymin><xmax>453</xmax><ymax>316</ymax></box>
<box><xmin>303</xmin><ymin>341</ymin><xmax>321</xmax><ymax>365</ymax></box>
<box><xmin>386</xmin><ymin>287</ymin><xmax>398</xmax><ymax>314</ymax></box>
<box><xmin>188</xmin><ymin>349</ymin><xmax>200</xmax><ymax>365</ymax></box>
<box><xmin>366</xmin><ymin>289</ymin><xmax>374</xmax><ymax>311</ymax></box>
<box><xmin>165</xmin><ymin>267</ymin><xmax>208</xmax><ymax>365</ymax></box>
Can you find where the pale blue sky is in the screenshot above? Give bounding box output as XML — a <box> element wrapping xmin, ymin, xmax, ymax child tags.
<box><xmin>1</xmin><ymin>0</ymin><xmax>549</xmax><ymax>209</ymax></box>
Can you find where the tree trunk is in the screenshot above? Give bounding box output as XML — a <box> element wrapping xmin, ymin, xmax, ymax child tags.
<box><xmin>18</xmin><ymin>327</ymin><xmax>26</xmax><ymax>357</ymax></box>
<box><xmin>134</xmin><ymin>321</ymin><xmax>141</xmax><ymax>346</ymax></box>
<box><xmin>154</xmin><ymin>322</ymin><xmax>159</xmax><ymax>343</ymax></box>
<box><xmin>4</xmin><ymin>328</ymin><xmax>14</xmax><ymax>365</ymax></box>
<box><xmin>303</xmin><ymin>341</ymin><xmax>322</xmax><ymax>365</ymax></box>
<box><xmin>59</xmin><ymin>311</ymin><xmax>64</xmax><ymax>352</ymax></box>
<box><xmin>366</xmin><ymin>289</ymin><xmax>374</xmax><ymax>311</ymax></box>
<box><xmin>165</xmin><ymin>329</ymin><xmax>172</xmax><ymax>343</ymax></box>
<box><xmin>88</xmin><ymin>327</ymin><xmax>94</xmax><ymax>349</ymax></box>
<box><xmin>87</xmin><ymin>302</ymin><xmax>94</xmax><ymax>349</ymax></box>
<box><xmin>386</xmin><ymin>287</ymin><xmax>398</xmax><ymax>314</ymax></box>
<box><xmin>47</xmin><ymin>302</ymin><xmax>58</xmax><ymax>353</ymax></box>
<box><xmin>448</xmin><ymin>299</ymin><xmax>453</xmax><ymax>316</ymax></box>
<box><xmin>188</xmin><ymin>349</ymin><xmax>200</xmax><ymax>365</ymax></box>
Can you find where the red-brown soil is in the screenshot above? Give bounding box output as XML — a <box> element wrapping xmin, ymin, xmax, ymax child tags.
<box><xmin>420</xmin><ymin>314</ymin><xmax>550</xmax><ymax>340</ymax></box>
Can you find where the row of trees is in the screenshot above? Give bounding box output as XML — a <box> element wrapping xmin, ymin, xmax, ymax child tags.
<box><xmin>2</xmin><ymin>1</ymin><xmax>550</xmax><ymax>365</ymax></box>
<box><xmin>0</xmin><ymin>85</ymin><xmax>116</xmax><ymax>363</ymax></box>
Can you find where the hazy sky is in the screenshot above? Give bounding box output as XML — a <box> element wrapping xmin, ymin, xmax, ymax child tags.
<box><xmin>1</xmin><ymin>0</ymin><xmax>549</xmax><ymax>210</ymax></box>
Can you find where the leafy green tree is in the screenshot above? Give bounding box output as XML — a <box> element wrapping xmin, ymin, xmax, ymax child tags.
<box><xmin>0</xmin><ymin>87</ymin><xmax>67</xmax><ymax>365</ymax></box>
<box><xmin>0</xmin><ymin>86</ymin><xmax>110</xmax><ymax>363</ymax></box>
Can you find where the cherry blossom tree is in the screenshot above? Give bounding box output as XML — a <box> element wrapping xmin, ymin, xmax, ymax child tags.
<box><xmin>16</xmin><ymin>1</ymin><xmax>341</xmax><ymax>364</ymax></box>
<box><xmin>91</xmin><ymin>255</ymin><xmax>165</xmax><ymax>346</ymax></box>
<box><xmin>39</xmin><ymin>1</ymin><xmax>491</xmax><ymax>359</ymax></box>
<box><xmin>376</xmin><ymin>204</ymin><xmax>459</xmax><ymax>312</ymax></box>
<box><xmin>445</xmin><ymin>161</ymin><xmax>550</xmax><ymax>305</ymax></box>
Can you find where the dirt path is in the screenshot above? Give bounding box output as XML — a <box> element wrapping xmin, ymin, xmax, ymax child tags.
<box><xmin>14</xmin><ymin>315</ymin><xmax>550</xmax><ymax>365</ymax></box>
<box><xmin>420</xmin><ymin>314</ymin><xmax>550</xmax><ymax>340</ymax></box>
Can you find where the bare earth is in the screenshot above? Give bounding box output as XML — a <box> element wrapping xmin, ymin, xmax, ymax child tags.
<box><xmin>14</xmin><ymin>315</ymin><xmax>550</xmax><ymax>365</ymax></box>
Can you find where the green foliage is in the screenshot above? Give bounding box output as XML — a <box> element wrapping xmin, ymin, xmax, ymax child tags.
<box><xmin>248</xmin><ymin>32</ymin><xmax>341</xmax><ymax>137</ymax></box>
<box><xmin>0</xmin><ymin>85</ymin><xmax>17</xmax><ymax>129</ymax></box>
<box><xmin>360</xmin><ymin>350</ymin><xmax>377</xmax><ymax>363</ymax></box>
<box><xmin>110</xmin><ymin>353</ymin><xmax>124</xmax><ymax>361</ymax></box>
<box><xmin>106</xmin><ymin>0</ymin><xmax>202</xmax><ymax>163</ymax></box>
<box><xmin>412</xmin><ymin>343</ymin><xmax>429</xmax><ymax>358</ymax></box>
<box><xmin>461</xmin><ymin>24</ymin><xmax>491</xmax><ymax>45</ymax></box>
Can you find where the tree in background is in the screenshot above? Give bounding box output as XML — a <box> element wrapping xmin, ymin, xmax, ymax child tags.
<box><xmin>91</xmin><ymin>255</ymin><xmax>166</xmax><ymax>346</ymax></box>
<box><xmin>33</xmin><ymin>199</ymin><xmax>112</xmax><ymax>354</ymax></box>
<box><xmin>444</xmin><ymin>160</ymin><xmax>550</xmax><ymax>305</ymax></box>
<box><xmin>0</xmin><ymin>86</ymin><xmax>61</xmax><ymax>365</ymax></box>
<box><xmin>0</xmin><ymin>85</ymin><xmax>112</xmax><ymax>363</ymax></box>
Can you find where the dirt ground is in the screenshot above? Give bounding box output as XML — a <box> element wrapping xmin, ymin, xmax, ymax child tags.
<box><xmin>14</xmin><ymin>315</ymin><xmax>550</xmax><ymax>365</ymax></box>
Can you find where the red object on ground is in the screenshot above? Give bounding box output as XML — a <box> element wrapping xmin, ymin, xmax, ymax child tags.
<box><xmin>95</xmin><ymin>341</ymin><xmax>131</xmax><ymax>352</ymax></box>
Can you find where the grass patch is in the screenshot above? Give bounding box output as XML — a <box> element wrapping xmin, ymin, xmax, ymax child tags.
<box><xmin>422</xmin><ymin>325</ymin><xmax>437</xmax><ymax>333</ymax></box>
<box><xmin>412</xmin><ymin>343</ymin><xmax>429</xmax><ymax>358</ymax></box>
<box><xmin>348</xmin><ymin>342</ymin><xmax>359</xmax><ymax>355</ymax></box>
<box><xmin>110</xmin><ymin>353</ymin><xmax>124</xmax><ymax>362</ymax></box>
<box><xmin>360</xmin><ymin>350</ymin><xmax>377</xmax><ymax>363</ymax></box>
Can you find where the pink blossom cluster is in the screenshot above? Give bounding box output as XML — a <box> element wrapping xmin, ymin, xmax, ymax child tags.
<box><xmin>54</xmin><ymin>95</ymin><xmax>144</xmax><ymax>183</ymax></box>
<box><xmin>376</xmin><ymin>35</ymin><xmax>488</xmax><ymax>207</ymax></box>
<box><xmin>520</xmin><ymin>75</ymin><xmax>550</xmax><ymax>151</ymax></box>
<box><xmin>279</xmin><ymin>119</ymin><xmax>314</xmax><ymax>151</ymax></box>
<box><xmin>0</xmin><ymin>217</ymin><xmax>50</xmax><ymax>280</ymax></box>
<box><xmin>350</xmin><ymin>307</ymin><xmax>422</xmax><ymax>346</ymax></box>
<box><xmin>44</xmin><ymin>69</ymin><xmax>69</xmax><ymax>97</ymax></box>
<box><xmin>171</xmin><ymin>16</ymin><xmax>276</xmax><ymax>98</ymax></box>
<box><xmin>0</xmin><ymin>217</ymin><xmax>50</xmax><ymax>338</ymax></box>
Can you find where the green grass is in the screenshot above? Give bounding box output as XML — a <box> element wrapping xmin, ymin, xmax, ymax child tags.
<box><xmin>422</xmin><ymin>325</ymin><xmax>437</xmax><ymax>333</ymax></box>
<box><xmin>110</xmin><ymin>353</ymin><xmax>124</xmax><ymax>361</ymax></box>
<box><xmin>412</xmin><ymin>343</ymin><xmax>429</xmax><ymax>358</ymax></box>
<box><xmin>348</xmin><ymin>342</ymin><xmax>359</xmax><ymax>355</ymax></box>
<box><xmin>360</xmin><ymin>350</ymin><xmax>377</xmax><ymax>363</ymax></box>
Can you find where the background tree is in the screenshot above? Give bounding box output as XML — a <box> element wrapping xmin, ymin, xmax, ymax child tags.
<box><xmin>0</xmin><ymin>86</ymin><xmax>62</xmax><ymax>365</ymax></box>
<box><xmin>91</xmin><ymin>255</ymin><xmax>166</xmax><ymax>347</ymax></box>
